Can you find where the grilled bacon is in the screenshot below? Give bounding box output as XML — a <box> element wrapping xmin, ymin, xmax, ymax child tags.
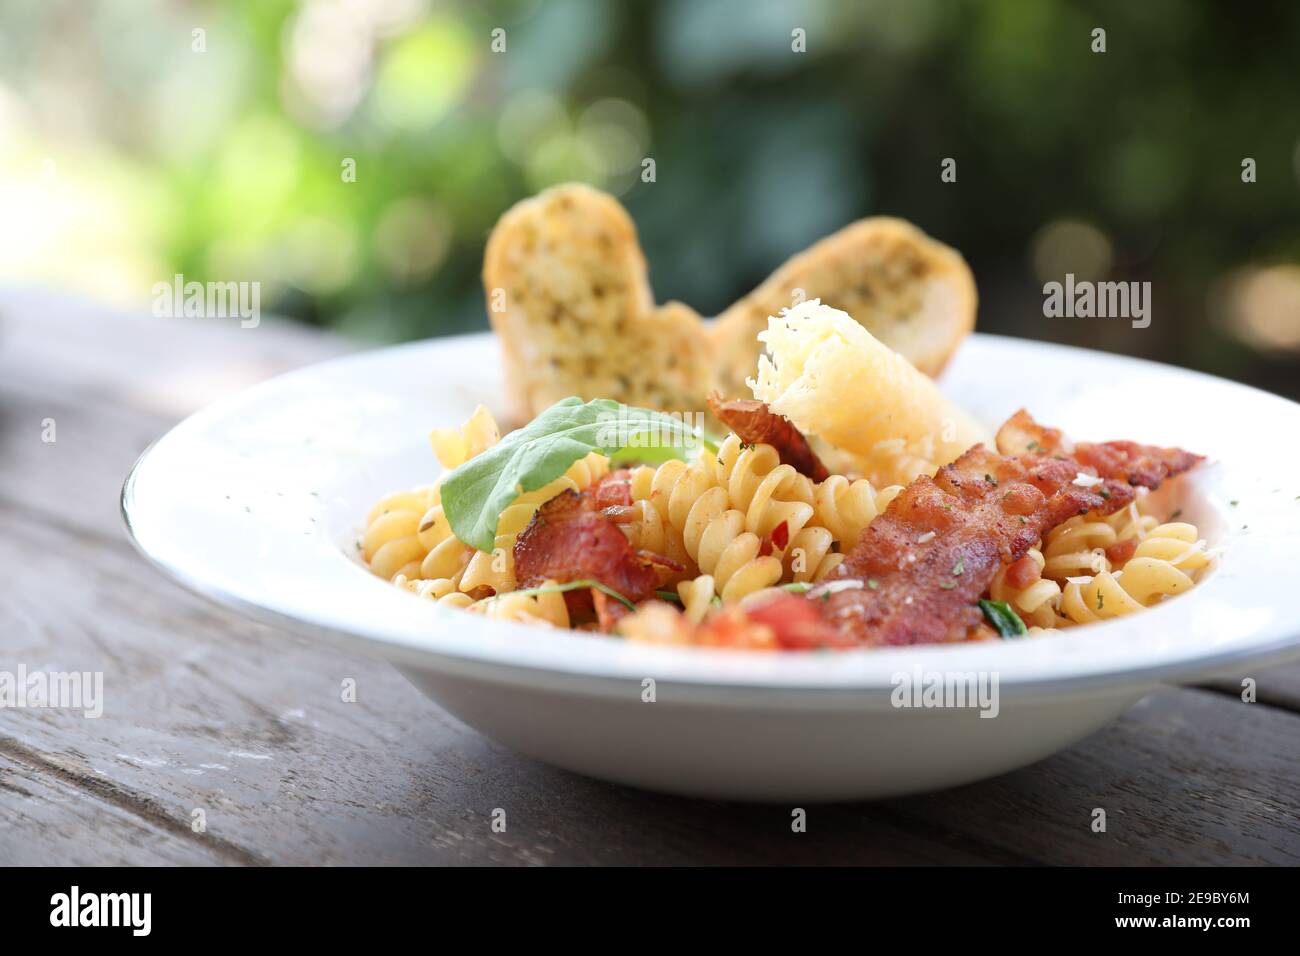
<box><xmin>813</xmin><ymin>413</ymin><xmax>1203</xmax><ymax>648</ymax></box>
<box><xmin>997</xmin><ymin>408</ymin><xmax>1203</xmax><ymax>488</ymax></box>
<box><xmin>708</xmin><ymin>393</ymin><xmax>830</xmax><ymax>481</ymax></box>
<box><xmin>588</xmin><ymin>468</ymin><xmax>634</xmax><ymax>509</ymax></box>
<box><xmin>513</xmin><ymin>489</ymin><xmax>680</xmax><ymax>623</ymax></box>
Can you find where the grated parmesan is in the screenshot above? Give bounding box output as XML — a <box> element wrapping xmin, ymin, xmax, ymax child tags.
<box><xmin>807</xmin><ymin>579</ymin><xmax>865</xmax><ymax>600</ymax></box>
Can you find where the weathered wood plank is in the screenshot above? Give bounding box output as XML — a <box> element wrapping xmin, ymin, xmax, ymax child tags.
<box><xmin>874</xmin><ymin>687</ymin><xmax>1300</xmax><ymax>866</ymax></box>
<box><xmin>1197</xmin><ymin>663</ymin><xmax>1300</xmax><ymax>712</ymax></box>
<box><xmin>0</xmin><ymin>753</ymin><xmax>237</xmax><ymax>866</ymax></box>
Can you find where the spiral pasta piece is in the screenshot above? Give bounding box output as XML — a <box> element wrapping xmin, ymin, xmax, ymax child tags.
<box><xmin>624</xmin><ymin>459</ymin><xmax>705</xmax><ymax>571</ymax></box>
<box><xmin>429</xmin><ymin>404</ymin><xmax>500</xmax><ymax>469</ymax></box>
<box><xmin>473</xmin><ymin>584</ymin><xmax>571</xmax><ymax>628</ymax></box>
<box><xmin>786</xmin><ymin>525</ymin><xmax>840</xmax><ymax>582</ymax></box>
<box><xmin>394</xmin><ymin>574</ymin><xmax>476</xmax><ymax>609</ymax></box>
<box><xmin>1055</xmin><ymin>520</ymin><xmax>1204</xmax><ymax>624</ymax></box>
<box><xmin>676</xmin><ymin>574</ymin><xmax>717</xmax><ymax>624</ymax></box>
<box><xmin>1106</xmin><ymin>500</ymin><xmax>1160</xmax><ymax>542</ymax></box>
<box><xmin>457</xmin><ymin>534</ymin><xmax>515</xmax><ymax>594</ymax></box>
<box><xmin>1041</xmin><ymin>517</ymin><xmax>1116</xmax><ymax>580</ymax></box>
<box><xmin>1059</xmin><ymin>558</ymin><xmax>1196</xmax><ymax>624</ymax></box>
<box><xmin>363</xmin><ymin>485</ymin><xmax>442</xmax><ymax>581</ymax></box>
<box><xmin>711</xmin><ymin>435</ymin><xmax>815</xmax><ymax>513</ymax></box>
<box><xmin>988</xmin><ymin>547</ymin><xmax>1062</xmax><ymax>629</ymax></box>
<box><xmin>1132</xmin><ymin>522</ymin><xmax>1209</xmax><ymax>571</ymax></box>
<box><xmin>814</xmin><ymin>476</ymin><xmax>903</xmax><ymax>545</ymax></box>
<box><xmin>689</xmin><ymin>502</ymin><xmax>783</xmax><ymax>604</ymax></box>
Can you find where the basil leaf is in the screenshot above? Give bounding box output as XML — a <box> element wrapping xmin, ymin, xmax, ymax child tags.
<box><xmin>979</xmin><ymin>599</ymin><xmax>1028</xmax><ymax>639</ymax></box>
<box><xmin>442</xmin><ymin>397</ymin><xmax>710</xmax><ymax>552</ymax></box>
<box><xmin>609</xmin><ymin>444</ymin><xmax>691</xmax><ymax>468</ymax></box>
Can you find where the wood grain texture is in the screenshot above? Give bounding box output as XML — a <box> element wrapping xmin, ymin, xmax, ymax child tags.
<box><xmin>1</xmin><ymin>287</ymin><xmax>1297</xmax><ymax>865</ymax></box>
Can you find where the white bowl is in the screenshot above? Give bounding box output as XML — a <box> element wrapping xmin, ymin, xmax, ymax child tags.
<box><xmin>123</xmin><ymin>333</ymin><xmax>1300</xmax><ymax>801</ymax></box>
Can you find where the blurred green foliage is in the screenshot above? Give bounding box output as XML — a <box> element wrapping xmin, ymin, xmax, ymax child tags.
<box><xmin>1</xmin><ymin>0</ymin><xmax>1297</xmax><ymax>394</ymax></box>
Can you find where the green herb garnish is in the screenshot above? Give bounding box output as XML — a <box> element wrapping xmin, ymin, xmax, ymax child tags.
<box><xmin>442</xmin><ymin>397</ymin><xmax>716</xmax><ymax>552</ymax></box>
<box><xmin>489</xmin><ymin>578</ymin><xmax>637</xmax><ymax>612</ymax></box>
<box><xmin>979</xmin><ymin>599</ymin><xmax>1028</xmax><ymax>639</ymax></box>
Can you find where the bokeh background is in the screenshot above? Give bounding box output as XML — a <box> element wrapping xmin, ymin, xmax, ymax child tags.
<box><xmin>2</xmin><ymin>0</ymin><xmax>1298</xmax><ymax>397</ymax></box>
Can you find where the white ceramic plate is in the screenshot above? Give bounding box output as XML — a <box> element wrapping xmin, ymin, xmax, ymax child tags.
<box><xmin>123</xmin><ymin>332</ymin><xmax>1300</xmax><ymax>801</ymax></box>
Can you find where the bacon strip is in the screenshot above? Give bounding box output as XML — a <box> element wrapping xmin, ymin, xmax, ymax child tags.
<box><xmin>997</xmin><ymin>408</ymin><xmax>1203</xmax><ymax>487</ymax></box>
<box><xmin>816</xmin><ymin>413</ymin><xmax>1202</xmax><ymax>648</ymax></box>
<box><xmin>513</xmin><ymin>489</ymin><xmax>677</xmax><ymax>611</ymax></box>
<box><xmin>708</xmin><ymin>393</ymin><xmax>830</xmax><ymax>481</ymax></box>
<box><xmin>588</xmin><ymin>468</ymin><xmax>633</xmax><ymax>509</ymax></box>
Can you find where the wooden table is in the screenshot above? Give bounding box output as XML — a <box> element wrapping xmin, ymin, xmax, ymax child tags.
<box><xmin>2</xmin><ymin>287</ymin><xmax>1297</xmax><ymax>866</ymax></box>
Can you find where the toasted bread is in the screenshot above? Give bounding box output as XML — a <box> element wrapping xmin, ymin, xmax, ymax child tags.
<box><xmin>483</xmin><ymin>183</ymin><xmax>712</xmax><ymax>422</ymax></box>
<box><xmin>710</xmin><ymin>217</ymin><xmax>977</xmax><ymax>400</ymax></box>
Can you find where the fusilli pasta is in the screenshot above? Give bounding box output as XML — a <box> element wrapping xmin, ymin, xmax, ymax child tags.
<box><xmin>989</xmin><ymin>504</ymin><xmax>1210</xmax><ymax>630</ymax></box>
<box><xmin>364</xmin><ymin>399</ymin><xmax>1210</xmax><ymax>647</ymax></box>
